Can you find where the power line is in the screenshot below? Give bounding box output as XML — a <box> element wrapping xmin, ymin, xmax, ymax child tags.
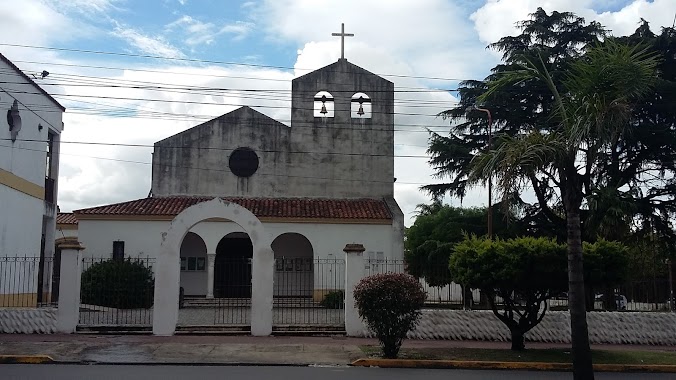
<box><xmin>3</xmin><ymin>88</ymin><xmax>455</xmax><ymax>118</ymax></box>
<box><xmin>1</xmin><ymin>142</ymin><xmax>437</xmax><ymax>186</ymax></box>
<box><xmin>0</xmin><ymin>87</ymin><xmax>59</xmax><ymax>131</ymax></box>
<box><xmin>1</xmin><ymin>43</ymin><xmax>473</xmax><ymax>82</ymax></box>
<box><xmin>2</xmin><ymin>137</ymin><xmax>433</xmax><ymax>159</ymax></box>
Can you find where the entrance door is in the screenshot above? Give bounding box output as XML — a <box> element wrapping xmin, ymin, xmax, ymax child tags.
<box><xmin>214</xmin><ymin>235</ymin><xmax>253</xmax><ymax>298</ymax></box>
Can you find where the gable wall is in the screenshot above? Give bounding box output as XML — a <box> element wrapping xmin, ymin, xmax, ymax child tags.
<box><xmin>151</xmin><ymin>60</ymin><xmax>395</xmax><ymax>200</ymax></box>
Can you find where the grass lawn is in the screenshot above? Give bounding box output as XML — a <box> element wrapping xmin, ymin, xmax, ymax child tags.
<box><xmin>359</xmin><ymin>346</ymin><xmax>676</xmax><ymax>365</ymax></box>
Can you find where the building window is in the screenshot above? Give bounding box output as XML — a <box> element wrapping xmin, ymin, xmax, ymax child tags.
<box><xmin>112</xmin><ymin>241</ymin><xmax>125</xmax><ymax>261</ymax></box>
<box><xmin>181</xmin><ymin>256</ymin><xmax>206</xmax><ymax>271</ymax></box>
<box><xmin>313</xmin><ymin>91</ymin><xmax>334</xmax><ymax>118</ymax></box>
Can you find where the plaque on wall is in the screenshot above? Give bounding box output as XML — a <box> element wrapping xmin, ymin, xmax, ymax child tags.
<box><xmin>229</xmin><ymin>147</ymin><xmax>259</xmax><ymax>177</ymax></box>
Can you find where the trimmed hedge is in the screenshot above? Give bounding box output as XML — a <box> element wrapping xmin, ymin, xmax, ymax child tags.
<box><xmin>80</xmin><ymin>259</ymin><xmax>154</xmax><ymax>309</ymax></box>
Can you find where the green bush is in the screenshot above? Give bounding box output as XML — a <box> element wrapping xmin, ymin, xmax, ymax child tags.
<box><xmin>80</xmin><ymin>259</ymin><xmax>154</xmax><ymax>309</ymax></box>
<box><xmin>320</xmin><ymin>290</ymin><xmax>344</xmax><ymax>309</ymax></box>
<box><xmin>354</xmin><ymin>273</ymin><xmax>426</xmax><ymax>358</ymax></box>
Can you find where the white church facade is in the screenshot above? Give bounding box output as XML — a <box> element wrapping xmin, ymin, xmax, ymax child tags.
<box><xmin>73</xmin><ymin>57</ymin><xmax>405</xmax><ymax>302</ymax></box>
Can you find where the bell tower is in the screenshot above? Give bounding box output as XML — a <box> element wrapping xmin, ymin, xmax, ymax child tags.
<box><xmin>288</xmin><ymin>25</ymin><xmax>395</xmax><ymax>199</ymax></box>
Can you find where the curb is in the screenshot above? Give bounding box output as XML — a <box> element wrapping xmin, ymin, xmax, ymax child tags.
<box><xmin>351</xmin><ymin>359</ymin><xmax>676</xmax><ymax>373</ymax></box>
<box><xmin>0</xmin><ymin>355</ymin><xmax>55</xmax><ymax>364</ymax></box>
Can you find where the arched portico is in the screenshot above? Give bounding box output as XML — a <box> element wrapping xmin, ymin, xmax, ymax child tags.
<box><xmin>153</xmin><ymin>198</ymin><xmax>273</xmax><ymax>336</ymax></box>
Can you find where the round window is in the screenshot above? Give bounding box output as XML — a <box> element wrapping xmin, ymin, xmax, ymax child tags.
<box><xmin>228</xmin><ymin>147</ymin><xmax>259</xmax><ymax>177</ymax></box>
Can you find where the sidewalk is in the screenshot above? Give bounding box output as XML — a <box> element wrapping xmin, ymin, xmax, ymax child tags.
<box><xmin>1</xmin><ymin>334</ymin><xmax>675</xmax><ymax>366</ymax></box>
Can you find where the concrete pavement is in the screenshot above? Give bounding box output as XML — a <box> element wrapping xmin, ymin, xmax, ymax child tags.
<box><xmin>2</xmin><ymin>334</ymin><xmax>676</xmax><ymax>367</ymax></box>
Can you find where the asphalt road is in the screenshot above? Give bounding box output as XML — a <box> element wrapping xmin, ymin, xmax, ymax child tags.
<box><xmin>1</xmin><ymin>365</ymin><xmax>675</xmax><ymax>380</ymax></box>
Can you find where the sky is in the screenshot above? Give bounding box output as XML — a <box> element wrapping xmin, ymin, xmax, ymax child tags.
<box><xmin>1</xmin><ymin>0</ymin><xmax>675</xmax><ymax>226</ymax></box>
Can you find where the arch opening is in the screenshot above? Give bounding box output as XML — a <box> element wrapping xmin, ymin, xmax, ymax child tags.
<box><xmin>313</xmin><ymin>91</ymin><xmax>335</xmax><ymax>118</ymax></box>
<box><xmin>215</xmin><ymin>232</ymin><xmax>253</xmax><ymax>298</ymax></box>
<box><xmin>152</xmin><ymin>198</ymin><xmax>273</xmax><ymax>336</ymax></box>
<box><xmin>351</xmin><ymin>92</ymin><xmax>371</xmax><ymax>119</ymax></box>
<box><xmin>179</xmin><ymin>232</ymin><xmax>207</xmax><ymax>296</ymax></box>
<box><xmin>272</xmin><ymin>233</ymin><xmax>313</xmax><ymax>298</ymax></box>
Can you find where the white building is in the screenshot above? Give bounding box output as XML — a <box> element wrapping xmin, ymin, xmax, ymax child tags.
<box><xmin>0</xmin><ymin>53</ymin><xmax>64</xmax><ymax>306</ymax></box>
<box><xmin>73</xmin><ymin>57</ymin><xmax>404</xmax><ymax>302</ymax></box>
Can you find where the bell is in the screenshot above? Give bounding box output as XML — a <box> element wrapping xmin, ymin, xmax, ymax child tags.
<box><xmin>357</xmin><ymin>104</ymin><xmax>364</xmax><ymax>116</ymax></box>
<box><xmin>320</xmin><ymin>103</ymin><xmax>328</xmax><ymax>115</ymax></box>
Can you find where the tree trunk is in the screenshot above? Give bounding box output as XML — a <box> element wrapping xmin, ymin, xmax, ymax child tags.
<box><xmin>603</xmin><ymin>287</ymin><xmax>616</xmax><ymax>311</ymax></box>
<box><xmin>462</xmin><ymin>285</ymin><xmax>474</xmax><ymax>310</ymax></box>
<box><xmin>567</xmin><ymin>208</ymin><xmax>595</xmax><ymax>379</ymax></box>
<box><xmin>510</xmin><ymin>329</ymin><xmax>525</xmax><ymax>351</ymax></box>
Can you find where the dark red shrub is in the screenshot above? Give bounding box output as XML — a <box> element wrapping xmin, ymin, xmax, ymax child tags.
<box><xmin>353</xmin><ymin>273</ymin><xmax>426</xmax><ymax>358</ymax></box>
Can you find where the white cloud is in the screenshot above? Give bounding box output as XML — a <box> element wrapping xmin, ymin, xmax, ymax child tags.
<box><xmin>4</xmin><ymin>0</ymin><xmax>672</xmax><ymax>227</ymax></box>
<box><xmin>471</xmin><ymin>0</ymin><xmax>676</xmax><ymax>45</ymax></box>
<box><xmin>166</xmin><ymin>15</ymin><xmax>254</xmax><ymax>46</ymax></box>
<box><xmin>112</xmin><ymin>26</ymin><xmax>186</xmax><ymax>58</ymax></box>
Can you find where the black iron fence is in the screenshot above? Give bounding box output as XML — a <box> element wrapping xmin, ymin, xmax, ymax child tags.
<box><xmin>213</xmin><ymin>258</ymin><xmax>251</xmax><ymax>325</ymax></box>
<box><xmin>364</xmin><ymin>258</ymin><xmax>676</xmax><ymax>312</ymax></box>
<box><xmin>273</xmin><ymin>257</ymin><xmax>345</xmax><ymax>326</ymax></box>
<box><xmin>0</xmin><ymin>256</ymin><xmax>56</xmax><ymax>307</ymax></box>
<box><xmin>78</xmin><ymin>256</ymin><xmax>155</xmax><ymax>326</ymax></box>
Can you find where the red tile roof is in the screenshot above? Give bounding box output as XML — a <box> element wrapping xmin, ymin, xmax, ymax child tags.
<box><xmin>74</xmin><ymin>196</ymin><xmax>392</xmax><ymax>221</ymax></box>
<box><xmin>56</xmin><ymin>213</ymin><xmax>78</xmax><ymax>225</ymax></box>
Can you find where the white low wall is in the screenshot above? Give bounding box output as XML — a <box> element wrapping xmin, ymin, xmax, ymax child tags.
<box><xmin>360</xmin><ymin>310</ymin><xmax>676</xmax><ymax>346</ymax></box>
<box><xmin>0</xmin><ymin>308</ymin><xmax>57</xmax><ymax>333</ymax></box>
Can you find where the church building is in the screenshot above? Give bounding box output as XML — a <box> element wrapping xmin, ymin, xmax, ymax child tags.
<box><xmin>73</xmin><ymin>52</ymin><xmax>404</xmax><ymax>301</ymax></box>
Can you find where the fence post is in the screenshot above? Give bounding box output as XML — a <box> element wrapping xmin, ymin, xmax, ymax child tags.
<box><xmin>344</xmin><ymin>243</ymin><xmax>365</xmax><ymax>336</ymax></box>
<box><xmin>56</xmin><ymin>241</ymin><xmax>84</xmax><ymax>333</ymax></box>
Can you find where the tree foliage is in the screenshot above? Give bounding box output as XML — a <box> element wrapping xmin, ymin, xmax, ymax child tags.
<box><xmin>353</xmin><ymin>273</ymin><xmax>426</xmax><ymax>358</ymax></box>
<box><xmin>427</xmin><ymin>8</ymin><xmax>668</xmax><ymax>378</ymax></box>
<box><xmin>426</xmin><ymin>9</ymin><xmax>676</xmax><ymax>248</ymax></box>
<box><xmin>450</xmin><ymin>236</ymin><xmax>568</xmax><ymax>350</ymax></box>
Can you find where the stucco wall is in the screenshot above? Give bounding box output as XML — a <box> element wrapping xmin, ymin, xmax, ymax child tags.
<box><xmin>151</xmin><ymin>60</ymin><xmax>395</xmax><ymax>200</ymax></box>
<box><xmin>77</xmin><ymin>217</ymin><xmax>396</xmax><ymax>296</ymax></box>
<box><xmin>0</xmin><ymin>59</ymin><xmax>63</xmax><ymax>186</ymax></box>
<box><xmin>0</xmin><ymin>57</ymin><xmax>63</xmax><ymax>291</ymax></box>
<box><xmin>0</xmin><ymin>186</ymin><xmax>43</xmax><ymax>257</ymax></box>
<box><xmin>78</xmin><ymin>218</ymin><xmax>395</xmax><ymax>260</ymax></box>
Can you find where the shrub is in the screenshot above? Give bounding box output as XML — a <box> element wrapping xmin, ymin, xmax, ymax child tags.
<box><xmin>320</xmin><ymin>290</ymin><xmax>344</xmax><ymax>309</ymax></box>
<box><xmin>80</xmin><ymin>259</ymin><xmax>154</xmax><ymax>309</ymax></box>
<box><xmin>353</xmin><ymin>273</ymin><xmax>426</xmax><ymax>358</ymax></box>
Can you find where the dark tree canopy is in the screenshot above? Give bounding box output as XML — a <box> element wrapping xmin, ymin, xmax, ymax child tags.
<box><xmin>425</xmin><ymin>9</ymin><xmax>676</xmax><ymax>250</ymax></box>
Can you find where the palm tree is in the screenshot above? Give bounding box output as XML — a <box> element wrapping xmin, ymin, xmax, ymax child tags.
<box><xmin>471</xmin><ymin>41</ymin><xmax>657</xmax><ymax>379</ymax></box>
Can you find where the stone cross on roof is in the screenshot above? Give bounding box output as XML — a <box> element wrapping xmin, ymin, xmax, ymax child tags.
<box><xmin>331</xmin><ymin>23</ymin><xmax>354</xmax><ymax>60</ymax></box>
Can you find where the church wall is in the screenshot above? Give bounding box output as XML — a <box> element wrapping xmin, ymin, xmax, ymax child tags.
<box><xmin>150</xmin><ymin>60</ymin><xmax>396</xmax><ymax>200</ymax></box>
<box><xmin>289</xmin><ymin>59</ymin><xmax>395</xmax><ymax>199</ymax></box>
<box><xmin>78</xmin><ymin>217</ymin><xmax>397</xmax><ymax>297</ymax></box>
<box><xmin>77</xmin><ymin>219</ymin><xmax>169</xmax><ymax>259</ymax></box>
<box><xmin>79</xmin><ymin>218</ymin><xmax>398</xmax><ymax>260</ymax></box>
<box><xmin>151</xmin><ymin>107</ymin><xmax>292</xmax><ymax>198</ymax></box>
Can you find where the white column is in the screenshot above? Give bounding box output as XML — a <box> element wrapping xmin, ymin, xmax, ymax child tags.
<box><xmin>344</xmin><ymin>243</ymin><xmax>366</xmax><ymax>337</ymax></box>
<box><xmin>251</xmin><ymin>246</ymin><xmax>274</xmax><ymax>336</ymax></box>
<box><xmin>206</xmin><ymin>253</ymin><xmax>216</xmax><ymax>298</ymax></box>
<box><xmin>56</xmin><ymin>242</ymin><xmax>84</xmax><ymax>333</ymax></box>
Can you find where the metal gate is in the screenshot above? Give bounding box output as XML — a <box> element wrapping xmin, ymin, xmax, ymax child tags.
<box><xmin>273</xmin><ymin>257</ymin><xmax>345</xmax><ymax>329</ymax></box>
<box><xmin>78</xmin><ymin>257</ymin><xmax>155</xmax><ymax>330</ymax></box>
<box><xmin>177</xmin><ymin>257</ymin><xmax>251</xmax><ymax>328</ymax></box>
<box><xmin>213</xmin><ymin>258</ymin><xmax>251</xmax><ymax>325</ymax></box>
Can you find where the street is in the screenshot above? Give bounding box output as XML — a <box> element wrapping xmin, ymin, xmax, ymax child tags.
<box><xmin>1</xmin><ymin>365</ymin><xmax>674</xmax><ymax>380</ymax></box>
